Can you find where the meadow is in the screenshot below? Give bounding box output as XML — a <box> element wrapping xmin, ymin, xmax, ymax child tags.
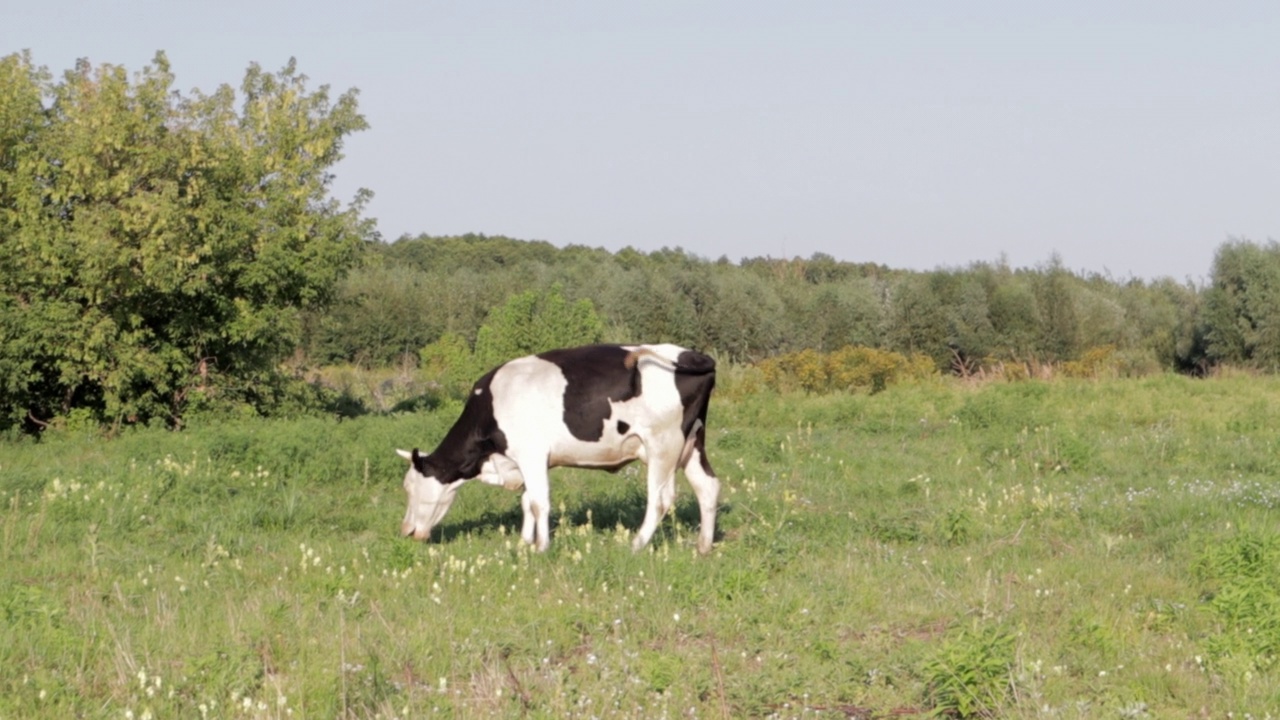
<box><xmin>3</xmin><ymin>373</ymin><xmax>1280</xmax><ymax>719</ymax></box>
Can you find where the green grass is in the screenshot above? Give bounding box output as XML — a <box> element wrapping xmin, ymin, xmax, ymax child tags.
<box><xmin>4</xmin><ymin>374</ymin><xmax>1280</xmax><ymax>718</ymax></box>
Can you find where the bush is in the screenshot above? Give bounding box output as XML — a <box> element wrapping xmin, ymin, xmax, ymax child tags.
<box><xmin>1061</xmin><ymin>345</ymin><xmax>1118</xmax><ymax>379</ymax></box>
<box><xmin>418</xmin><ymin>332</ymin><xmax>480</xmax><ymax>397</ymax></box>
<box><xmin>757</xmin><ymin>346</ymin><xmax>936</xmax><ymax>394</ymax></box>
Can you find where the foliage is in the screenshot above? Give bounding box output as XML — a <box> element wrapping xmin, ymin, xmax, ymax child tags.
<box><xmin>417</xmin><ymin>331</ymin><xmax>480</xmax><ymax>396</ymax></box>
<box><xmin>0</xmin><ymin>52</ymin><xmax>371</xmax><ymax>432</ymax></box>
<box><xmin>1195</xmin><ymin>531</ymin><xmax>1280</xmax><ymax>671</ymax></box>
<box><xmin>922</xmin><ymin>624</ymin><xmax>1017</xmax><ymax>718</ymax></box>
<box><xmin>1033</xmin><ymin>255</ymin><xmax>1082</xmax><ymax>362</ymax></box>
<box><xmin>1202</xmin><ymin>239</ymin><xmax>1280</xmax><ymax>370</ymax></box>
<box><xmin>310</xmin><ymin>264</ymin><xmax>443</xmax><ymax>367</ymax></box>
<box><xmin>409</xmin><ymin>284</ymin><xmax>607</xmax><ymax>399</ymax></box>
<box><xmin>309</xmin><ymin>234</ymin><xmax>1280</xmax><ymax>384</ymax></box>
<box><xmin>757</xmin><ymin>345</ymin><xmax>936</xmax><ymax>393</ymax></box>
<box><xmin>985</xmin><ymin>274</ymin><xmax>1042</xmax><ymax>360</ymax></box>
<box><xmin>1061</xmin><ymin>345</ymin><xmax>1119</xmax><ymax>379</ymax></box>
<box><xmin>886</xmin><ymin>273</ymin><xmax>951</xmax><ymax>365</ymax></box>
<box><xmin>603</xmin><ymin>266</ymin><xmax>699</xmax><ymax>348</ymax></box>
<box><xmin>472</xmin><ymin>282</ymin><xmax>605</xmax><ymax>371</ymax></box>
<box><xmin>384</xmin><ymin>231</ymin><xmax>564</xmax><ymax>274</ymax></box>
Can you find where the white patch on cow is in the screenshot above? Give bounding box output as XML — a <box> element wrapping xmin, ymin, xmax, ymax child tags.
<box><xmin>624</xmin><ymin>343</ymin><xmax>686</xmax><ymax>368</ymax></box>
<box><xmin>488</xmin><ymin>357</ymin><xmax>670</xmax><ymax>471</ymax></box>
<box><xmin>488</xmin><ymin>356</ymin><xmax>571</xmax><ymax>459</ymax></box>
<box><xmin>478</xmin><ymin>453</ymin><xmax>524</xmax><ymax>490</ymax></box>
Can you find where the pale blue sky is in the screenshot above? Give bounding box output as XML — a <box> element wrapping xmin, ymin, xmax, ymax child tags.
<box><xmin>7</xmin><ymin>2</ymin><xmax>1279</xmax><ymax>281</ymax></box>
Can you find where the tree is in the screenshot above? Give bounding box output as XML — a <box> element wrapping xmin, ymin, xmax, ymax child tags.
<box><xmin>311</xmin><ymin>264</ymin><xmax>441</xmax><ymax>367</ymax></box>
<box><xmin>947</xmin><ymin>275</ymin><xmax>998</xmax><ymax>369</ymax></box>
<box><xmin>472</xmin><ymin>283</ymin><xmax>605</xmax><ymax>371</ymax></box>
<box><xmin>604</xmin><ymin>268</ymin><xmax>698</xmax><ymax>347</ymax></box>
<box><xmin>0</xmin><ymin>52</ymin><xmax>371</xmax><ymax>432</ymax></box>
<box><xmin>1032</xmin><ymin>256</ymin><xmax>1081</xmax><ymax>362</ymax></box>
<box><xmin>700</xmin><ymin>268</ymin><xmax>787</xmax><ymax>361</ymax></box>
<box><xmin>986</xmin><ymin>276</ymin><xmax>1040</xmax><ymax>361</ymax></box>
<box><xmin>1202</xmin><ymin>239</ymin><xmax>1280</xmax><ymax>370</ymax></box>
<box><xmin>886</xmin><ymin>274</ymin><xmax>950</xmax><ymax>365</ymax></box>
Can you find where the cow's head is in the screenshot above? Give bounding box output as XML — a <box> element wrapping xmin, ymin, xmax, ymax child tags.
<box><xmin>396</xmin><ymin>448</ymin><xmax>461</xmax><ymax>541</ymax></box>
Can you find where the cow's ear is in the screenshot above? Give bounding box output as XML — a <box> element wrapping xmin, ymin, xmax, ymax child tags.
<box><xmin>396</xmin><ymin>448</ymin><xmax>413</xmax><ymax>461</ymax></box>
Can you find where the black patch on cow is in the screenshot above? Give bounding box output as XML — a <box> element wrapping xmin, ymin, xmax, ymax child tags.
<box><xmin>674</xmin><ymin>349</ymin><xmax>716</xmax><ymax>375</ymax></box>
<box><xmin>669</xmin><ymin>352</ymin><xmax>718</xmax><ymax>478</ymax></box>
<box><xmin>673</xmin><ymin>350</ymin><xmax>716</xmax><ymax>437</ymax></box>
<box><xmin>539</xmin><ymin>345</ymin><xmax>642</xmax><ymax>442</ymax></box>
<box><xmin>422</xmin><ymin>368</ymin><xmax>508</xmax><ymax>484</ymax></box>
<box><xmin>693</xmin><ymin>418</ymin><xmax>715</xmax><ymax>476</ymax></box>
<box><xmin>616</xmin><ymin>420</ymin><xmax>630</xmax><ymax>435</ymax></box>
<box><xmin>410</xmin><ymin>447</ymin><xmax>429</xmax><ymax>476</ymax></box>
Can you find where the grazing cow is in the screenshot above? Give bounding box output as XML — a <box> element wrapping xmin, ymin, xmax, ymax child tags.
<box><xmin>396</xmin><ymin>343</ymin><xmax>721</xmax><ymax>554</ymax></box>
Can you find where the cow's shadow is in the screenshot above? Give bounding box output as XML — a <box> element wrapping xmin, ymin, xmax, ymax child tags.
<box><xmin>434</xmin><ymin>490</ymin><xmax>729</xmax><ymax>549</ymax></box>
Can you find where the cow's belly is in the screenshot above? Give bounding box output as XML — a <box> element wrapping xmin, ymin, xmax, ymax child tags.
<box><xmin>548</xmin><ymin>434</ymin><xmax>644</xmax><ymax>469</ymax></box>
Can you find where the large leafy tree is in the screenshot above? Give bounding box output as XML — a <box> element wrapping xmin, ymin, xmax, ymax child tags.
<box><xmin>1202</xmin><ymin>239</ymin><xmax>1280</xmax><ymax>370</ymax></box>
<box><xmin>0</xmin><ymin>51</ymin><xmax>372</xmax><ymax>431</ymax></box>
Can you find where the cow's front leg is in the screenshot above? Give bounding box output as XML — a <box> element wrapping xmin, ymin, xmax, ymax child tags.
<box><xmin>520</xmin><ymin>492</ymin><xmax>536</xmax><ymax>546</ymax></box>
<box><xmin>520</xmin><ymin>468</ymin><xmax>552</xmax><ymax>552</ymax></box>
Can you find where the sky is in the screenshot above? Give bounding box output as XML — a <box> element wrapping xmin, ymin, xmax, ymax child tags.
<box><xmin>7</xmin><ymin>2</ymin><xmax>1280</xmax><ymax>282</ymax></box>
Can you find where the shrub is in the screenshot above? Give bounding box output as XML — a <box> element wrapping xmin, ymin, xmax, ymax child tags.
<box><xmin>418</xmin><ymin>332</ymin><xmax>480</xmax><ymax>397</ymax></box>
<box><xmin>756</xmin><ymin>346</ymin><xmax>936</xmax><ymax>394</ymax></box>
<box><xmin>921</xmin><ymin>624</ymin><xmax>1016</xmax><ymax>718</ymax></box>
<box><xmin>1061</xmin><ymin>345</ymin><xmax>1118</xmax><ymax>379</ymax></box>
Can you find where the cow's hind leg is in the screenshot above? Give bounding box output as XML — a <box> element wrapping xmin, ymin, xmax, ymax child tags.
<box><xmin>681</xmin><ymin>421</ymin><xmax>720</xmax><ymax>555</ymax></box>
<box><xmin>632</xmin><ymin>444</ymin><xmax>680</xmax><ymax>552</ymax></box>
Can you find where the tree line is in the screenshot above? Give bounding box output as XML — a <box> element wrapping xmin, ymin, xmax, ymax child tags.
<box><xmin>3</xmin><ymin>53</ymin><xmax>1279</xmax><ymax>436</ymax></box>
<box><xmin>310</xmin><ymin>233</ymin><xmax>1226</xmax><ymax>376</ymax></box>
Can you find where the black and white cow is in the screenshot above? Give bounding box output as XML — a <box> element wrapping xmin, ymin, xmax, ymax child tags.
<box><xmin>396</xmin><ymin>344</ymin><xmax>721</xmax><ymax>554</ymax></box>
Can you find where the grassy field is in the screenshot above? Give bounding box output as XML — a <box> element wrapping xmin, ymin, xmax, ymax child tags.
<box><xmin>3</xmin><ymin>374</ymin><xmax>1280</xmax><ymax>718</ymax></box>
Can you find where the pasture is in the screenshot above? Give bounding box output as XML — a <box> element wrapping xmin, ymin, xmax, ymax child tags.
<box><xmin>3</xmin><ymin>374</ymin><xmax>1280</xmax><ymax>718</ymax></box>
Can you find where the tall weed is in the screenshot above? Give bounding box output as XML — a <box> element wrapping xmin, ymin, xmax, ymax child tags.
<box><xmin>922</xmin><ymin>624</ymin><xmax>1017</xmax><ymax>718</ymax></box>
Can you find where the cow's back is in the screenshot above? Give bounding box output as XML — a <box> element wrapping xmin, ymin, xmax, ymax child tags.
<box><xmin>486</xmin><ymin>344</ymin><xmax>702</xmax><ymax>468</ymax></box>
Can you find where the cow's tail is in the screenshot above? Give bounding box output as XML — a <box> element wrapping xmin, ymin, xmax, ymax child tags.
<box><xmin>624</xmin><ymin>346</ymin><xmax>716</xmax><ymax>374</ymax></box>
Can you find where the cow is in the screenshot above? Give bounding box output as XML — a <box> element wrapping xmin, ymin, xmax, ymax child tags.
<box><xmin>396</xmin><ymin>343</ymin><xmax>721</xmax><ymax>554</ymax></box>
